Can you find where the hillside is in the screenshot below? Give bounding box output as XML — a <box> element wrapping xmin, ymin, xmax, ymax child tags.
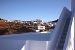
<box><xmin>0</xmin><ymin>20</ymin><xmax>35</xmax><ymax>35</ymax></box>
<box><xmin>0</xmin><ymin>18</ymin><xmax>58</xmax><ymax>35</ymax></box>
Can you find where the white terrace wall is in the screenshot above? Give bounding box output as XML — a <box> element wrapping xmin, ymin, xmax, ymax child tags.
<box><xmin>0</xmin><ymin>33</ymin><xmax>51</xmax><ymax>50</ymax></box>
<box><xmin>0</xmin><ymin>33</ymin><xmax>50</xmax><ymax>41</ymax></box>
<box><xmin>23</xmin><ymin>40</ymin><xmax>49</xmax><ymax>50</ymax></box>
<box><xmin>0</xmin><ymin>39</ymin><xmax>50</xmax><ymax>50</ymax></box>
<box><xmin>0</xmin><ymin>39</ymin><xmax>26</xmax><ymax>50</ymax></box>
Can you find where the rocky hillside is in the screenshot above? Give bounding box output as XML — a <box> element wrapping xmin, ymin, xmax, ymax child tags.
<box><xmin>0</xmin><ymin>19</ymin><xmax>35</xmax><ymax>35</ymax></box>
<box><xmin>0</xmin><ymin>18</ymin><xmax>58</xmax><ymax>35</ymax></box>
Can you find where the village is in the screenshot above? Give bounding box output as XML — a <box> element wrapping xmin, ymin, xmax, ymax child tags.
<box><xmin>0</xmin><ymin>18</ymin><xmax>58</xmax><ymax>35</ymax></box>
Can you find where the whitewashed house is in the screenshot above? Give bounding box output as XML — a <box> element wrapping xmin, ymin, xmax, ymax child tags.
<box><xmin>34</xmin><ymin>24</ymin><xmax>45</xmax><ymax>31</ymax></box>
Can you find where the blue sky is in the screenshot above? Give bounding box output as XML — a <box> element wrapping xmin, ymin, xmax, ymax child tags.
<box><xmin>0</xmin><ymin>0</ymin><xmax>71</xmax><ymax>22</ymax></box>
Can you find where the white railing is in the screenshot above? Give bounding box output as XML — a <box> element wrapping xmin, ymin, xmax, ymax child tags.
<box><xmin>63</xmin><ymin>12</ymin><xmax>74</xmax><ymax>50</ymax></box>
<box><xmin>56</xmin><ymin>19</ymin><xmax>66</xmax><ymax>48</ymax></box>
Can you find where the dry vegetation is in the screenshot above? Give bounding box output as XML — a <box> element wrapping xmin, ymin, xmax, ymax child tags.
<box><xmin>0</xmin><ymin>20</ymin><xmax>35</xmax><ymax>35</ymax></box>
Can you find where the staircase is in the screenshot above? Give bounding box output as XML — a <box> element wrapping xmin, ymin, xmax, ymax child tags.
<box><xmin>56</xmin><ymin>18</ymin><xmax>71</xmax><ymax>50</ymax></box>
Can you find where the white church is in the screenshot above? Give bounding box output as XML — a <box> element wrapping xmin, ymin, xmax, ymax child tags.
<box><xmin>0</xmin><ymin>0</ymin><xmax>74</xmax><ymax>50</ymax></box>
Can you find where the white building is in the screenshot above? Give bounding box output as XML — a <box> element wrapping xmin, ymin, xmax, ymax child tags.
<box><xmin>14</xmin><ymin>20</ymin><xmax>21</xmax><ymax>23</ymax></box>
<box><xmin>34</xmin><ymin>25</ymin><xmax>45</xmax><ymax>31</ymax></box>
<box><xmin>37</xmin><ymin>26</ymin><xmax>45</xmax><ymax>30</ymax></box>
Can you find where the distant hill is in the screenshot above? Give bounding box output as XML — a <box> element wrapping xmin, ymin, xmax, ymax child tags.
<box><xmin>0</xmin><ymin>18</ymin><xmax>4</xmax><ymax>20</ymax></box>
<box><xmin>50</xmin><ymin>19</ymin><xmax>58</xmax><ymax>23</ymax></box>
